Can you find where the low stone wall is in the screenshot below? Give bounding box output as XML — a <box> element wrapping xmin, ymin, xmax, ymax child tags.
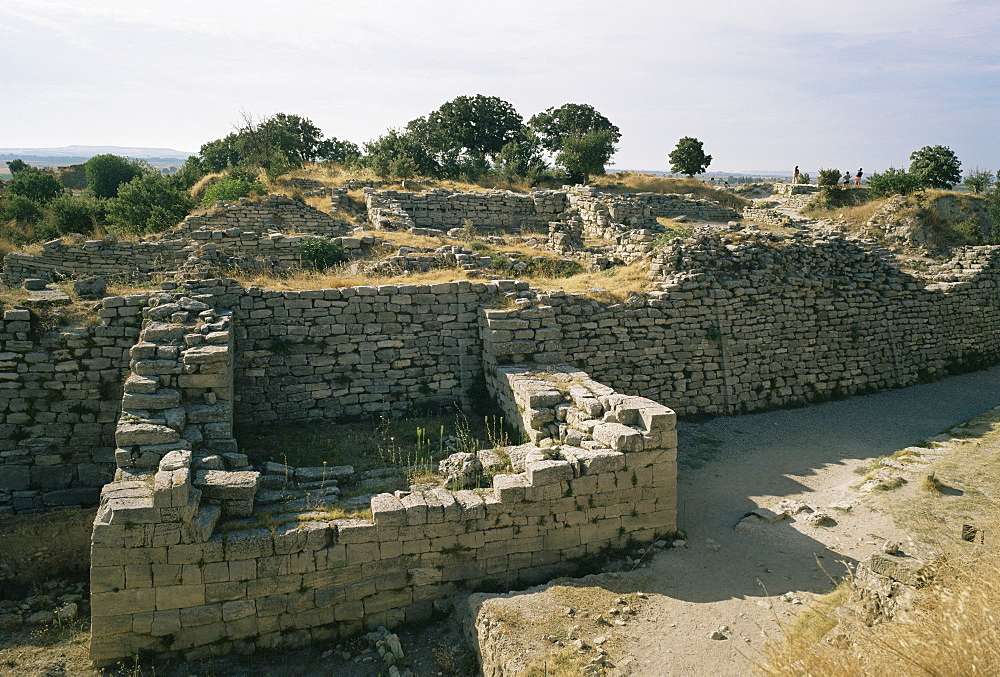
<box><xmin>2</xmin><ymin>231</ymin><xmax>379</xmax><ymax>286</ymax></box>
<box><xmin>742</xmin><ymin>207</ymin><xmax>795</xmax><ymax>227</ymax></box>
<box><xmin>0</xmin><ymin>299</ymin><xmax>142</xmax><ymax>514</ymax></box>
<box><xmin>631</xmin><ymin>192</ymin><xmax>741</xmax><ymax>222</ymax></box>
<box><xmin>88</xmin><ymin>295</ymin><xmax>677</xmax><ymax>664</ymax></box>
<box><xmin>365</xmin><ymin>189</ymin><xmax>568</xmax><ymax>232</ymax></box>
<box><xmin>170</xmin><ymin>194</ymin><xmax>351</xmax><ymax>238</ymax></box>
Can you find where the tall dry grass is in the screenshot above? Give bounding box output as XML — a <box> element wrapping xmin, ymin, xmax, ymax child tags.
<box><xmin>759</xmin><ymin>531</ymin><xmax>999</xmax><ymax>676</ymax></box>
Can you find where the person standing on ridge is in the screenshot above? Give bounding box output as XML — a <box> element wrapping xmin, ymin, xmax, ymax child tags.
<box><xmin>843</xmin><ymin>170</ymin><xmax>851</xmax><ymax>187</ymax></box>
<box><xmin>855</xmin><ymin>168</ymin><xmax>863</xmax><ymax>185</ymax></box>
<box><xmin>793</xmin><ymin>166</ymin><xmax>800</xmax><ymax>184</ymax></box>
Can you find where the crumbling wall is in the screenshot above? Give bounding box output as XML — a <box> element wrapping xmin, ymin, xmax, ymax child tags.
<box><xmin>2</xmin><ymin>231</ymin><xmax>379</xmax><ymax>286</ymax></box>
<box><xmin>547</xmin><ymin>235</ymin><xmax>1000</xmax><ymax>416</ymax></box>
<box><xmin>0</xmin><ymin>298</ymin><xmax>142</xmax><ymax>514</ymax></box>
<box><xmin>170</xmin><ymin>194</ymin><xmax>351</xmax><ymax>238</ymax></box>
<box><xmin>365</xmin><ymin>189</ymin><xmax>568</xmax><ymax>232</ymax></box>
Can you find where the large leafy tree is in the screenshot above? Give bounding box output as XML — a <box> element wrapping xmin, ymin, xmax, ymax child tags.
<box><xmin>6</xmin><ymin>159</ymin><xmax>30</xmax><ymax>175</ymax></box>
<box><xmin>8</xmin><ymin>169</ymin><xmax>65</xmax><ymax>203</ymax></box>
<box><xmin>317</xmin><ymin>138</ymin><xmax>362</xmax><ymax>165</ymax></box>
<box><xmin>85</xmin><ymin>154</ymin><xmax>147</xmax><ymax>199</ymax></box>
<box><xmin>909</xmin><ymin>145</ymin><xmax>962</xmax><ymax>189</ymax></box>
<box><xmin>669</xmin><ymin>136</ymin><xmax>712</xmax><ymax>177</ymax></box>
<box><xmin>362</xmin><ymin>129</ymin><xmax>440</xmax><ymax>178</ymax></box>
<box><xmin>425</xmin><ymin>94</ymin><xmax>524</xmax><ymax>161</ymax></box>
<box><xmin>528</xmin><ymin>103</ymin><xmax>621</xmax><ymax>154</ymax></box>
<box><xmin>199</xmin><ymin>134</ymin><xmax>241</xmax><ymax>173</ymax></box>
<box><xmin>556</xmin><ymin>130</ymin><xmax>618</xmax><ymax>184</ymax></box>
<box><xmin>496</xmin><ymin>127</ymin><xmax>547</xmax><ymax>182</ymax></box>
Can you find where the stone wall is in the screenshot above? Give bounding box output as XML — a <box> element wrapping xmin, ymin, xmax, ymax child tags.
<box><xmin>165</xmin><ymin>278</ymin><xmax>529</xmax><ymax>425</ymax></box>
<box><xmin>0</xmin><ymin>297</ymin><xmax>143</xmax><ymax>514</ymax></box>
<box><xmin>2</xmin><ymin>231</ymin><xmax>378</xmax><ymax>286</ymax></box>
<box><xmin>365</xmin><ymin>189</ymin><xmax>568</xmax><ymax>232</ymax></box>
<box><xmin>88</xmin><ymin>294</ymin><xmax>677</xmax><ymax>663</ymax></box>
<box><xmin>170</xmin><ymin>194</ymin><xmax>351</xmax><ymax>238</ymax></box>
<box><xmin>630</xmin><ymin>192</ymin><xmax>742</xmax><ymax>222</ymax></box>
<box><xmin>545</xmin><ymin>234</ymin><xmax>1000</xmax><ymax>416</ymax></box>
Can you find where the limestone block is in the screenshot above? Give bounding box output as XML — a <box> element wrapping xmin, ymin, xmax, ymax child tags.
<box><xmin>124</xmin><ymin>373</ymin><xmax>158</xmax><ymax>393</ymax></box>
<box><xmin>182</xmin><ymin>345</ymin><xmax>230</xmax><ymax>364</ymax></box>
<box><xmin>563</xmin><ymin>447</ymin><xmax>625</xmax><ymax>475</ymax></box>
<box><xmin>186</xmin><ymin>402</ymin><xmax>231</xmax><ymax>424</ymax></box>
<box><xmin>592</xmin><ymin>422</ymin><xmax>643</xmax><ymax>452</ymax></box>
<box><xmin>122</xmin><ymin>390</ymin><xmax>181</xmax><ymax>411</ymax></box>
<box><xmin>525</xmin><ymin>459</ymin><xmax>574</xmax><ymax>485</ymax></box>
<box><xmin>116</xmin><ymin>423</ymin><xmax>180</xmax><ymax>447</ymax></box>
<box><xmin>492</xmin><ymin>474</ymin><xmax>529</xmax><ymax>502</ymax></box>
<box><xmin>370</xmin><ymin>493</ymin><xmax>407</xmax><ymax>527</ymax></box>
<box><xmin>295</xmin><ymin>465</ymin><xmax>354</xmax><ymax>484</ymax></box>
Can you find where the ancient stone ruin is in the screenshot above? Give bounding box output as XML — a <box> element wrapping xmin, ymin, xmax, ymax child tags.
<box><xmin>1</xmin><ymin>181</ymin><xmax>999</xmax><ymax>666</ymax></box>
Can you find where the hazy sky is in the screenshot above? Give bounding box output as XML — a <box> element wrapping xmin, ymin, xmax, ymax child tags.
<box><xmin>3</xmin><ymin>0</ymin><xmax>997</xmax><ymax>174</ymax></box>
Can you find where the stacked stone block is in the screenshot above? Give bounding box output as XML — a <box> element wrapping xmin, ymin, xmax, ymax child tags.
<box><xmin>170</xmin><ymin>194</ymin><xmax>351</xmax><ymax>238</ymax></box>
<box><xmin>365</xmin><ymin>189</ymin><xmax>566</xmax><ymax>233</ymax></box>
<box><xmin>2</xmin><ymin>231</ymin><xmax>379</xmax><ymax>286</ymax></box>
<box><xmin>0</xmin><ymin>297</ymin><xmax>143</xmax><ymax>514</ymax></box>
<box><xmin>115</xmin><ymin>295</ymin><xmax>237</xmax><ymax>475</ymax></box>
<box><xmin>90</xmin><ymin>369</ymin><xmax>676</xmax><ymax>666</ymax></box>
<box><xmin>630</xmin><ymin>192</ymin><xmax>742</xmax><ymax>222</ymax></box>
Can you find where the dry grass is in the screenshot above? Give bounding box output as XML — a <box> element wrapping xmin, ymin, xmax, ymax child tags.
<box><xmin>758</xmin><ymin>538</ymin><xmax>1000</xmax><ymax>676</ymax></box>
<box><xmin>554</xmin><ymin>263</ymin><xmax>653</xmax><ymax>302</ymax></box>
<box><xmin>188</xmin><ymin>171</ymin><xmax>227</xmax><ymax>202</ymax></box>
<box><xmin>592</xmin><ymin>172</ymin><xmax>750</xmax><ymax>210</ymax></box>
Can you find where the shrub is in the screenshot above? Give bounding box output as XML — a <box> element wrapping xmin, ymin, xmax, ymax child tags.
<box><xmin>108</xmin><ymin>173</ymin><xmax>194</xmax><ymax>235</ymax></box>
<box><xmin>2</xmin><ymin>194</ymin><xmax>44</xmax><ymax>224</ymax></box>
<box><xmin>8</xmin><ymin>170</ymin><xmax>65</xmax><ymax>203</ymax></box>
<box><xmin>867</xmin><ymin>167</ymin><xmax>923</xmax><ymax>197</ymax></box>
<box><xmin>298</xmin><ymin>238</ymin><xmax>349</xmax><ymax>270</ymax></box>
<box><xmin>85</xmin><ymin>154</ymin><xmax>147</xmax><ymax>199</ymax></box>
<box><xmin>35</xmin><ymin>195</ymin><xmax>110</xmax><ymax>239</ymax></box>
<box><xmin>200</xmin><ymin>176</ymin><xmax>267</xmax><ymax>206</ymax></box>
<box><xmin>964</xmin><ymin>168</ymin><xmax>994</xmax><ymax>195</ymax></box>
<box><xmin>817</xmin><ymin>168</ymin><xmax>842</xmax><ymax>187</ymax></box>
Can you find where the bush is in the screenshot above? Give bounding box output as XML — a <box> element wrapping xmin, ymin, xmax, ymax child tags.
<box><xmin>47</xmin><ymin>195</ymin><xmax>108</xmax><ymax>236</ymax></box>
<box><xmin>2</xmin><ymin>194</ymin><xmax>44</xmax><ymax>224</ymax></box>
<box><xmin>85</xmin><ymin>154</ymin><xmax>147</xmax><ymax>199</ymax></box>
<box><xmin>201</xmin><ymin>176</ymin><xmax>267</xmax><ymax>206</ymax></box>
<box><xmin>8</xmin><ymin>170</ymin><xmax>65</xmax><ymax>203</ymax></box>
<box><xmin>817</xmin><ymin>168</ymin><xmax>842</xmax><ymax>187</ymax></box>
<box><xmin>298</xmin><ymin>238</ymin><xmax>349</xmax><ymax>270</ymax></box>
<box><xmin>867</xmin><ymin>167</ymin><xmax>923</xmax><ymax>197</ymax></box>
<box><xmin>108</xmin><ymin>173</ymin><xmax>194</xmax><ymax>235</ymax></box>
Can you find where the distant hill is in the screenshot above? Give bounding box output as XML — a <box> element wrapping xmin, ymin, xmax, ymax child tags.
<box><xmin>0</xmin><ymin>145</ymin><xmax>196</xmax><ymax>170</ymax></box>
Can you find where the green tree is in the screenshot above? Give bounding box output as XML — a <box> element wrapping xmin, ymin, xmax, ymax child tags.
<box><xmin>85</xmin><ymin>154</ymin><xmax>147</xmax><ymax>199</ymax></box>
<box><xmin>108</xmin><ymin>173</ymin><xmax>194</xmax><ymax>234</ymax></box>
<box><xmin>528</xmin><ymin>103</ymin><xmax>621</xmax><ymax>154</ymax></box>
<box><xmin>669</xmin><ymin>137</ymin><xmax>712</xmax><ymax>177</ymax></box>
<box><xmin>556</xmin><ymin>130</ymin><xmax>618</xmax><ymax>184</ymax></box>
<box><xmin>167</xmin><ymin>156</ymin><xmax>207</xmax><ymax>191</ymax></box>
<box><xmin>199</xmin><ymin>134</ymin><xmax>241</xmax><ymax>173</ymax></box>
<box><xmin>317</xmin><ymin>137</ymin><xmax>362</xmax><ymax>165</ymax></box>
<box><xmin>425</xmin><ymin>94</ymin><xmax>525</xmax><ymax>161</ymax></box>
<box><xmin>496</xmin><ymin>128</ymin><xmax>547</xmax><ymax>182</ymax></box>
<box><xmin>6</xmin><ymin>159</ymin><xmax>29</xmax><ymax>175</ymax></box>
<box><xmin>1</xmin><ymin>194</ymin><xmax>44</xmax><ymax>224</ymax></box>
<box><xmin>8</xmin><ymin>170</ymin><xmax>65</xmax><ymax>203</ymax></box>
<box><xmin>909</xmin><ymin>145</ymin><xmax>962</xmax><ymax>189</ymax></box>
<box><xmin>866</xmin><ymin>167</ymin><xmax>924</xmax><ymax>197</ymax></box>
<box><xmin>46</xmin><ymin>195</ymin><xmax>108</xmax><ymax>236</ymax></box>
<box><xmin>817</xmin><ymin>168</ymin><xmax>842</xmax><ymax>187</ymax></box>
<box><xmin>362</xmin><ymin>129</ymin><xmax>439</xmax><ymax>178</ymax></box>
<box><xmin>963</xmin><ymin>168</ymin><xmax>994</xmax><ymax>195</ymax></box>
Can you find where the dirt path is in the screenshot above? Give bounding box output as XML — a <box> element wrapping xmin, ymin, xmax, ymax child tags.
<box><xmin>616</xmin><ymin>366</ymin><xmax>1000</xmax><ymax>676</ymax></box>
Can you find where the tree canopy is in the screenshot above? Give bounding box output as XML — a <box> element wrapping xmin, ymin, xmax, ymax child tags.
<box><xmin>85</xmin><ymin>154</ymin><xmax>148</xmax><ymax>199</ymax></box>
<box><xmin>528</xmin><ymin>103</ymin><xmax>621</xmax><ymax>154</ymax></box>
<box><xmin>8</xmin><ymin>169</ymin><xmax>65</xmax><ymax>203</ymax></box>
<box><xmin>556</xmin><ymin>130</ymin><xmax>618</xmax><ymax>184</ymax></box>
<box><xmin>6</xmin><ymin>159</ymin><xmax>29</xmax><ymax>175</ymax></box>
<box><xmin>909</xmin><ymin>145</ymin><xmax>962</xmax><ymax>189</ymax></box>
<box><xmin>669</xmin><ymin>137</ymin><xmax>712</xmax><ymax>177</ymax></box>
<box><xmin>425</xmin><ymin>94</ymin><xmax>525</xmax><ymax>160</ymax></box>
<box><xmin>964</xmin><ymin>168</ymin><xmax>994</xmax><ymax>195</ymax></box>
<box><xmin>108</xmin><ymin>173</ymin><xmax>194</xmax><ymax>234</ymax></box>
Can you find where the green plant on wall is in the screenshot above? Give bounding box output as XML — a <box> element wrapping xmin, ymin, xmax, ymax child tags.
<box><xmin>298</xmin><ymin>238</ymin><xmax>348</xmax><ymax>271</ymax></box>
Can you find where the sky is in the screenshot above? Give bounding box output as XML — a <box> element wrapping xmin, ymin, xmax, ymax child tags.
<box><xmin>2</xmin><ymin>0</ymin><xmax>998</xmax><ymax>174</ymax></box>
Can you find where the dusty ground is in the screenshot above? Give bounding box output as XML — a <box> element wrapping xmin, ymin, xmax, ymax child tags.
<box><xmin>615</xmin><ymin>365</ymin><xmax>1000</xmax><ymax>676</ymax></box>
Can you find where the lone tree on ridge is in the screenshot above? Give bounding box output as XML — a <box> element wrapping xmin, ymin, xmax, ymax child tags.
<box><xmin>909</xmin><ymin>145</ymin><xmax>962</xmax><ymax>189</ymax></box>
<box><xmin>669</xmin><ymin>136</ymin><xmax>712</xmax><ymax>177</ymax></box>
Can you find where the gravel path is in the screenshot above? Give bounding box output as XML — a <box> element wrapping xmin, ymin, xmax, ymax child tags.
<box><xmin>616</xmin><ymin>366</ymin><xmax>1000</xmax><ymax>676</ymax></box>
